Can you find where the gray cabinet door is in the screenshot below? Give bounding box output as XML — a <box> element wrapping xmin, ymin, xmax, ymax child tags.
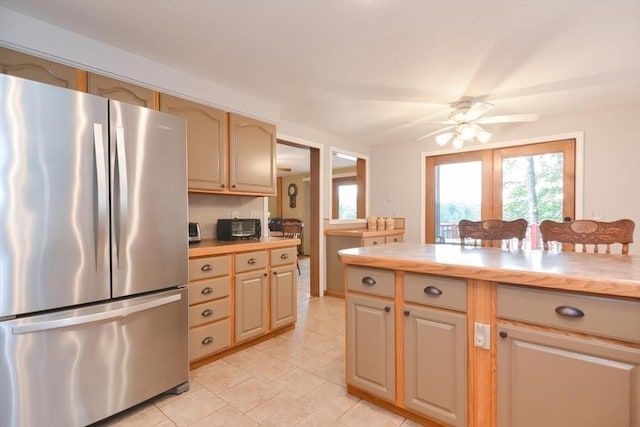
<box><xmin>404</xmin><ymin>305</ymin><xmax>467</xmax><ymax>427</ymax></box>
<box><xmin>271</xmin><ymin>265</ymin><xmax>297</xmax><ymax>329</ymax></box>
<box><xmin>346</xmin><ymin>294</ymin><xmax>395</xmax><ymax>401</ymax></box>
<box><xmin>497</xmin><ymin>324</ymin><xmax>640</xmax><ymax>427</ymax></box>
<box><xmin>229</xmin><ymin>113</ymin><xmax>276</xmax><ymax>194</ymax></box>
<box><xmin>235</xmin><ymin>269</ymin><xmax>268</xmax><ymax>343</ymax></box>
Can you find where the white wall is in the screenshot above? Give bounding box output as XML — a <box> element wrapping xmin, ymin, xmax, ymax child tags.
<box><xmin>370</xmin><ymin>101</ymin><xmax>640</xmax><ymax>254</ymax></box>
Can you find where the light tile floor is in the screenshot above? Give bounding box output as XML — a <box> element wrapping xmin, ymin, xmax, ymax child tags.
<box><xmin>101</xmin><ymin>257</ymin><xmax>421</xmax><ymax>427</ymax></box>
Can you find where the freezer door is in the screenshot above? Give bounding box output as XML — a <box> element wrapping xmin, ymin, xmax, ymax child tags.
<box><xmin>0</xmin><ymin>287</ymin><xmax>189</xmax><ymax>427</ymax></box>
<box><xmin>109</xmin><ymin>100</ymin><xmax>188</xmax><ymax>297</ymax></box>
<box><xmin>0</xmin><ymin>74</ymin><xmax>111</xmax><ymax>317</ymax></box>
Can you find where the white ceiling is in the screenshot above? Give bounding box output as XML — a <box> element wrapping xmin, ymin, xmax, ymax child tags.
<box><xmin>2</xmin><ymin>0</ymin><xmax>639</xmax><ymax>151</ymax></box>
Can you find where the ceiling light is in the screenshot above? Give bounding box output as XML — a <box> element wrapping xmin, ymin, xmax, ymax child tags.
<box><xmin>435</xmin><ymin>132</ymin><xmax>454</xmax><ymax>146</ymax></box>
<box><xmin>477</xmin><ymin>131</ymin><xmax>492</xmax><ymax>144</ymax></box>
<box><xmin>458</xmin><ymin>124</ymin><xmax>477</xmax><ymax>141</ymax></box>
<box><xmin>452</xmin><ymin>137</ymin><xmax>464</xmax><ymax>149</ymax></box>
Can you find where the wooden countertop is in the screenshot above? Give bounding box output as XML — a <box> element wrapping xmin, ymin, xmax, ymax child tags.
<box><xmin>189</xmin><ymin>237</ymin><xmax>300</xmax><ymax>257</ymax></box>
<box><xmin>325</xmin><ymin>228</ymin><xmax>405</xmax><ymax>237</ymax></box>
<box><xmin>338</xmin><ymin>243</ymin><xmax>640</xmax><ymax>299</ymax></box>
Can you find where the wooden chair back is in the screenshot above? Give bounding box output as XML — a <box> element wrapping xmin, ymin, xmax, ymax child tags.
<box><xmin>282</xmin><ymin>221</ymin><xmax>303</xmax><ymax>239</ymax></box>
<box><xmin>540</xmin><ymin>219</ymin><xmax>635</xmax><ymax>254</ymax></box>
<box><xmin>459</xmin><ymin>218</ymin><xmax>528</xmax><ymax>250</ymax></box>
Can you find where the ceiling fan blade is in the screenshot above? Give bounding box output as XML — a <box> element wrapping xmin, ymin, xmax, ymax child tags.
<box><xmin>416</xmin><ymin>125</ymin><xmax>457</xmax><ymax>141</ymax></box>
<box><xmin>477</xmin><ymin>113</ymin><xmax>539</xmax><ymax>124</ymax></box>
<box><xmin>465</xmin><ymin>102</ymin><xmax>494</xmax><ymax>121</ymax></box>
<box><xmin>277</xmin><ymin>167</ymin><xmax>292</xmax><ymax>172</ymax></box>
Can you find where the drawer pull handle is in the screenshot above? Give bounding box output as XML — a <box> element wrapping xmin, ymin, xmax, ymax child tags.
<box><xmin>499</xmin><ymin>331</ymin><xmax>508</xmax><ymax>339</ymax></box>
<box><xmin>361</xmin><ymin>276</ymin><xmax>376</xmax><ymax>286</ymax></box>
<box><xmin>202</xmin><ymin>337</ymin><xmax>214</xmax><ymax>345</ymax></box>
<box><xmin>424</xmin><ymin>286</ymin><xmax>443</xmax><ymax>296</ymax></box>
<box><xmin>404</xmin><ymin>310</ymin><xmax>410</xmax><ymax>316</ymax></box>
<box><xmin>384</xmin><ymin>306</ymin><xmax>391</xmax><ymax>313</ymax></box>
<box><xmin>280</xmin><ymin>253</ymin><xmax>289</xmax><ymax>259</ymax></box>
<box><xmin>372</xmin><ymin>241</ymin><xmax>378</xmax><ymax>245</ymax></box>
<box><xmin>248</xmin><ymin>258</ymin><xmax>257</xmax><ymax>265</ymax></box>
<box><xmin>201</xmin><ymin>264</ymin><xmax>212</xmax><ymax>271</ymax></box>
<box><xmin>201</xmin><ymin>287</ymin><xmax>213</xmax><ymax>295</ymax></box>
<box><xmin>555</xmin><ymin>305</ymin><xmax>584</xmax><ymax>318</ymax></box>
<box><xmin>202</xmin><ymin>309</ymin><xmax>214</xmax><ymax>317</ymax></box>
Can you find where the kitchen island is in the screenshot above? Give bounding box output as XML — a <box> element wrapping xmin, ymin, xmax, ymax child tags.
<box><xmin>339</xmin><ymin>243</ymin><xmax>640</xmax><ymax>427</ymax></box>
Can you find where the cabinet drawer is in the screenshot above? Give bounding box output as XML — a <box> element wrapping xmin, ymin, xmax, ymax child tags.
<box><xmin>347</xmin><ymin>266</ymin><xmax>395</xmax><ymax>298</ymax></box>
<box><xmin>235</xmin><ymin>251</ymin><xmax>267</xmax><ymax>273</ymax></box>
<box><xmin>362</xmin><ymin>237</ymin><xmax>385</xmax><ymax>247</ymax></box>
<box><xmin>497</xmin><ymin>285</ymin><xmax>640</xmax><ymax>343</ymax></box>
<box><xmin>189</xmin><ymin>297</ymin><xmax>230</xmax><ymax>328</ymax></box>
<box><xmin>385</xmin><ymin>234</ymin><xmax>404</xmax><ymax>243</ymax></box>
<box><xmin>189</xmin><ymin>255</ymin><xmax>230</xmax><ymax>281</ymax></box>
<box><xmin>188</xmin><ymin>276</ymin><xmax>230</xmax><ymax>305</ymax></box>
<box><xmin>271</xmin><ymin>246</ymin><xmax>297</xmax><ymax>267</ymax></box>
<box><xmin>404</xmin><ymin>273</ymin><xmax>466</xmax><ymax>312</ymax></box>
<box><xmin>189</xmin><ymin>319</ymin><xmax>231</xmax><ymax>361</ymax></box>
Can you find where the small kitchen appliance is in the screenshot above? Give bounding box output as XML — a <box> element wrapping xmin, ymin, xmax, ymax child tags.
<box><xmin>189</xmin><ymin>222</ymin><xmax>201</xmax><ymax>243</ymax></box>
<box><xmin>217</xmin><ymin>218</ymin><xmax>261</xmax><ymax>241</ymax></box>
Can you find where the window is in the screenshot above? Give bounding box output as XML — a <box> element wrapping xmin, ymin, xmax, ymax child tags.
<box><xmin>332</xmin><ymin>176</ymin><xmax>358</xmax><ymax>220</ymax></box>
<box><xmin>425</xmin><ymin>139</ymin><xmax>576</xmax><ymax>249</ymax></box>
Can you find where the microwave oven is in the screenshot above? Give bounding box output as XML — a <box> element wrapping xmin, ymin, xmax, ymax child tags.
<box><xmin>216</xmin><ymin>218</ymin><xmax>261</xmax><ymax>241</ymax></box>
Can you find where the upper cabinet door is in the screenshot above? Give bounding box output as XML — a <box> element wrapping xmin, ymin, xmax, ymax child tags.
<box><xmin>0</xmin><ymin>47</ymin><xmax>81</xmax><ymax>90</ymax></box>
<box><xmin>229</xmin><ymin>113</ymin><xmax>276</xmax><ymax>195</ymax></box>
<box><xmin>159</xmin><ymin>94</ymin><xmax>228</xmax><ymax>192</ymax></box>
<box><xmin>88</xmin><ymin>73</ymin><xmax>155</xmax><ymax>109</ymax></box>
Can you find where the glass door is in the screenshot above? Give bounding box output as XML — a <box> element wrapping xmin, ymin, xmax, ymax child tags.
<box><xmin>425</xmin><ymin>139</ymin><xmax>576</xmax><ymax>249</ymax></box>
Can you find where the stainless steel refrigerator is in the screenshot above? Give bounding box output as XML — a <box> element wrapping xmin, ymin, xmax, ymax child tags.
<box><xmin>0</xmin><ymin>74</ymin><xmax>189</xmax><ymax>426</ymax></box>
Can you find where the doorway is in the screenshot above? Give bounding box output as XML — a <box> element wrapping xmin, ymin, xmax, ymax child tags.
<box><xmin>273</xmin><ymin>139</ymin><xmax>321</xmax><ymax>297</ymax></box>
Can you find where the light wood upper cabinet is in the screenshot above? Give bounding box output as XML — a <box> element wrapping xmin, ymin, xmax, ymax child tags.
<box><xmin>88</xmin><ymin>73</ymin><xmax>155</xmax><ymax>108</ymax></box>
<box><xmin>0</xmin><ymin>47</ymin><xmax>82</xmax><ymax>90</ymax></box>
<box><xmin>229</xmin><ymin>113</ymin><xmax>276</xmax><ymax>195</ymax></box>
<box><xmin>159</xmin><ymin>94</ymin><xmax>228</xmax><ymax>191</ymax></box>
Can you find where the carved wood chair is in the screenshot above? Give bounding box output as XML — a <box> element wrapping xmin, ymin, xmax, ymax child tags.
<box><xmin>458</xmin><ymin>218</ymin><xmax>528</xmax><ymax>250</ymax></box>
<box><xmin>540</xmin><ymin>219</ymin><xmax>635</xmax><ymax>254</ymax></box>
<box><xmin>282</xmin><ymin>220</ymin><xmax>303</xmax><ymax>274</ymax></box>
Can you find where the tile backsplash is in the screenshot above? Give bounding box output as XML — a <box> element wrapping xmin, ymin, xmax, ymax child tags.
<box><xmin>188</xmin><ymin>193</ymin><xmax>264</xmax><ymax>239</ymax></box>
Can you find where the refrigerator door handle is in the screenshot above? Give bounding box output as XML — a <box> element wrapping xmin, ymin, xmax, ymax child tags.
<box><xmin>12</xmin><ymin>294</ymin><xmax>182</xmax><ymax>335</ymax></box>
<box><xmin>93</xmin><ymin>123</ymin><xmax>108</xmax><ymax>273</ymax></box>
<box><xmin>115</xmin><ymin>127</ymin><xmax>129</xmax><ymax>271</ymax></box>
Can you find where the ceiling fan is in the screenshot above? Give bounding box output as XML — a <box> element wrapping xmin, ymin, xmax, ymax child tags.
<box><xmin>416</xmin><ymin>101</ymin><xmax>539</xmax><ymax>148</ymax></box>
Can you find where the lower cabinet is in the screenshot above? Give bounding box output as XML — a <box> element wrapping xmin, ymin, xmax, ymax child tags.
<box><xmin>188</xmin><ymin>244</ymin><xmax>298</xmax><ymax>364</ymax></box>
<box><xmin>403</xmin><ymin>305</ymin><xmax>467</xmax><ymax>427</ymax></box>
<box><xmin>271</xmin><ymin>265</ymin><xmax>297</xmax><ymax>329</ymax></box>
<box><xmin>346</xmin><ymin>293</ymin><xmax>396</xmax><ymax>402</ymax></box>
<box><xmin>234</xmin><ymin>268</ymin><xmax>268</xmax><ymax>343</ymax></box>
<box><xmin>497</xmin><ymin>324</ymin><xmax>640</xmax><ymax>427</ymax></box>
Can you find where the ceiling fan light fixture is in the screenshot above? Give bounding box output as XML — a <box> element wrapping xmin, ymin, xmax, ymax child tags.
<box><xmin>435</xmin><ymin>132</ymin><xmax>454</xmax><ymax>146</ymax></box>
<box><xmin>458</xmin><ymin>124</ymin><xmax>477</xmax><ymax>141</ymax></box>
<box><xmin>477</xmin><ymin>131</ymin><xmax>492</xmax><ymax>144</ymax></box>
<box><xmin>452</xmin><ymin>137</ymin><xmax>464</xmax><ymax>149</ymax></box>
